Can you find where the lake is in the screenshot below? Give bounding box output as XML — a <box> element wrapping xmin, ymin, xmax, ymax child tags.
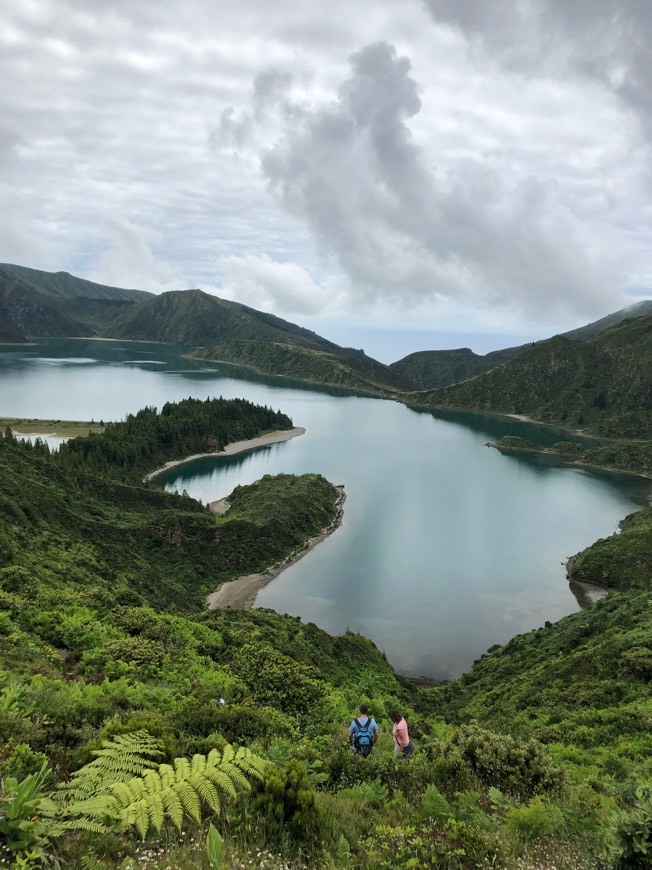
<box><xmin>1</xmin><ymin>338</ymin><xmax>649</xmax><ymax>679</ymax></box>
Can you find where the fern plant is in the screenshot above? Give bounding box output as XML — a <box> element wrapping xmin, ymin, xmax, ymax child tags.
<box><xmin>45</xmin><ymin>730</ymin><xmax>267</xmax><ymax>840</ymax></box>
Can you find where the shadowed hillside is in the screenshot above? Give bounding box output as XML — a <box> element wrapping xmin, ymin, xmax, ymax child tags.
<box><xmin>108</xmin><ymin>289</ymin><xmax>408</xmax><ymax>394</ymax></box>
<box><xmin>0</xmin><ymin>271</ymin><xmax>89</xmax><ymax>341</ymax></box>
<box><xmin>406</xmin><ymin>315</ymin><xmax>652</xmax><ymax>438</ymax></box>
<box><xmin>0</xmin><ymin>263</ymin><xmax>152</xmax><ymax>335</ymax></box>
<box><xmin>391</xmin><ymin>300</ymin><xmax>652</xmax><ymax>390</ymax></box>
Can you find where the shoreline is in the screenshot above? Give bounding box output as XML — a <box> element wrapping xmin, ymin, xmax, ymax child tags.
<box><xmin>206</xmin><ymin>485</ymin><xmax>346</xmax><ymax>610</ymax></box>
<box><xmin>486</xmin><ymin>440</ymin><xmax>652</xmax><ymax>483</ymax></box>
<box><xmin>143</xmin><ymin>427</ymin><xmax>306</xmax><ymax>482</ymax></box>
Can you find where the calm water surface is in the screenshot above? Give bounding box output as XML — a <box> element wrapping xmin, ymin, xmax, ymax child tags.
<box><xmin>2</xmin><ymin>339</ymin><xmax>649</xmax><ymax>679</ymax></box>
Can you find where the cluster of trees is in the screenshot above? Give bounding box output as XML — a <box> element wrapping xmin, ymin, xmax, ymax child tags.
<box><xmin>56</xmin><ymin>397</ymin><xmax>293</xmax><ymax>481</ymax></box>
<box><xmin>1</xmin><ymin>407</ymin><xmax>651</xmax><ymax>867</ymax></box>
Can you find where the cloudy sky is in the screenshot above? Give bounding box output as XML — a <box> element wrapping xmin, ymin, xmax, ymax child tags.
<box><xmin>2</xmin><ymin>0</ymin><xmax>651</xmax><ymax>360</ymax></box>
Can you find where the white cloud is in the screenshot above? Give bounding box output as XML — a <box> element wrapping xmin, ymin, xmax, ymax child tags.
<box><xmin>220</xmin><ymin>42</ymin><xmax>624</xmax><ymax>323</ymax></box>
<box><xmin>0</xmin><ymin>0</ymin><xmax>650</xmax><ymax>345</ymax></box>
<box><xmin>215</xmin><ymin>253</ymin><xmax>338</xmax><ymax>315</ymax></box>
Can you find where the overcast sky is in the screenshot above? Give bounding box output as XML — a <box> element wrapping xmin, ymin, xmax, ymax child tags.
<box><xmin>2</xmin><ymin>0</ymin><xmax>651</xmax><ymax>359</ymax></box>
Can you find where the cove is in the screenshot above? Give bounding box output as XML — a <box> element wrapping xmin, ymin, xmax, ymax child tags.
<box><xmin>1</xmin><ymin>338</ymin><xmax>649</xmax><ymax>679</ymax></box>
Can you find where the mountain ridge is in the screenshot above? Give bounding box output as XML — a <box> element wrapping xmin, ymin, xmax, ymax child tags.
<box><xmin>406</xmin><ymin>315</ymin><xmax>652</xmax><ymax>438</ymax></box>
<box><xmin>390</xmin><ymin>299</ymin><xmax>652</xmax><ymax>390</ymax></box>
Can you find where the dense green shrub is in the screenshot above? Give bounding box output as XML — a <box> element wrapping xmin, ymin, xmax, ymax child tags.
<box><xmin>443</xmin><ymin>724</ymin><xmax>563</xmax><ymax>799</ymax></box>
<box><xmin>364</xmin><ymin>819</ymin><xmax>501</xmax><ymax>869</ymax></box>
<box><xmin>245</xmin><ymin>760</ymin><xmax>323</xmax><ymax>858</ymax></box>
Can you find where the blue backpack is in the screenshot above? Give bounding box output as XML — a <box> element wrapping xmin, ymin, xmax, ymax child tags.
<box><xmin>353</xmin><ymin>717</ymin><xmax>374</xmax><ymax>756</ymax></box>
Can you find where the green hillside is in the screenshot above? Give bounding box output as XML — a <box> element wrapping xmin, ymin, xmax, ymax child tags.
<box><xmin>1</xmin><ymin>399</ymin><xmax>652</xmax><ymax>866</ymax></box>
<box><xmin>563</xmin><ymin>299</ymin><xmax>652</xmax><ymax>341</ymax></box>
<box><xmin>567</xmin><ymin>505</ymin><xmax>652</xmax><ymax>591</ymax></box>
<box><xmin>193</xmin><ymin>339</ymin><xmax>408</xmax><ymax>394</ymax></box>
<box><xmin>0</xmin><ymin>271</ymin><xmax>89</xmax><ymax>341</ymax></box>
<box><xmin>390</xmin><ymin>302</ymin><xmax>652</xmax><ymax>391</ymax></box>
<box><xmin>389</xmin><ymin>346</ymin><xmax>527</xmax><ymax>390</ymax></box>
<box><xmin>106</xmin><ymin>288</ymin><xmax>341</xmax><ymax>349</ymax></box>
<box><xmin>108</xmin><ymin>289</ymin><xmax>407</xmax><ymax>394</ymax></box>
<box><xmin>407</xmin><ymin>315</ymin><xmax>652</xmax><ymax>438</ymax></box>
<box><xmin>0</xmin><ymin>263</ymin><xmax>152</xmax><ymax>334</ymax></box>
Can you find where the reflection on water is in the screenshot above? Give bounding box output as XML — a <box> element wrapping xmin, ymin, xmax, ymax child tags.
<box><xmin>1</xmin><ymin>339</ymin><xmax>649</xmax><ymax>679</ymax></box>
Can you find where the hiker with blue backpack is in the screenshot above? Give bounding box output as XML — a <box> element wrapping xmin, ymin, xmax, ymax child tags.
<box><xmin>349</xmin><ymin>704</ymin><xmax>378</xmax><ymax>756</ymax></box>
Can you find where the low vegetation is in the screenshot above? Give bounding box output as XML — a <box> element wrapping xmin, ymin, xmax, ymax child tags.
<box><xmin>1</xmin><ymin>398</ymin><xmax>651</xmax><ymax>867</ymax></box>
<box><xmin>490</xmin><ymin>435</ymin><xmax>652</xmax><ymax>477</ymax></box>
<box><xmin>408</xmin><ymin>315</ymin><xmax>652</xmax><ymax>440</ymax></box>
<box><xmin>192</xmin><ymin>340</ymin><xmax>408</xmax><ymax>395</ymax></box>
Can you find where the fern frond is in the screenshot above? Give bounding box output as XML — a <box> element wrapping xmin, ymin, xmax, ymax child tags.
<box><xmin>131</xmin><ymin>800</ymin><xmax>149</xmax><ymax>840</ymax></box>
<box><xmin>174</xmin><ymin>780</ymin><xmax>201</xmax><ymax>823</ymax></box>
<box><xmin>46</xmin><ymin>819</ymin><xmax>110</xmax><ymax>837</ymax></box>
<box><xmin>147</xmin><ymin>790</ymin><xmax>165</xmax><ymax>833</ymax></box>
<box><xmin>48</xmin><ymin>737</ymin><xmax>266</xmax><ymax>841</ymax></box>
<box><xmin>161</xmin><ymin>783</ymin><xmax>184</xmax><ymax>830</ymax></box>
<box><xmin>158</xmin><ymin>763</ymin><xmax>176</xmax><ymax>789</ymax></box>
<box><xmin>191</xmin><ymin>754</ymin><xmax>207</xmax><ymax>775</ymax></box>
<box><xmin>207</xmin><ymin>747</ymin><xmax>222</xmax><ymax>766</ymax></box>
<box><xmin>204</xmin><ymin>767</ymin><xmax>238</xmax><ymax>799</ymax></box>
<box><xmin>107</xmin><ymin>780</ymin><xmax>140</xmax><ymax>809</ymax></box>
<box><xmin>188</xmin><ymin>774</ymin><xmax>221</xmax><ymax>815</ymax></box>
<box><xmin>61</xmin><ymin>795</ymin><xmax>120</xmax><ymax>821</ymax></box>
<box><xmin>217</xmin><ymin>762</ymin><xmax>250</xmax><ymax>792</ymax></box>
<box><xmin>59</xmin><ymin>731</ymin><xmax>162</xmax><ymax>799</ymax></box>
<box><xmin>174</xmin><ymin>757</ymin><xmax>191</xmax><ymax>780</ymax></box>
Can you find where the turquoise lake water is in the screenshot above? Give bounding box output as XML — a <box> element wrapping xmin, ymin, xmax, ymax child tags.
<box><xmin>1</xmin><ymin>338</ymin><xmax>648</xmax><ymax>678</ymax></box>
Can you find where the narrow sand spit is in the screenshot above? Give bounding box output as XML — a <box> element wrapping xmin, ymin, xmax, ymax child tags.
<box><xmin>143</xmin><ymin>427</ymin><xmax>305</xmax><ymax>482</ymax></box>
<box><xmin>206</xmin><ymin>485</ymin><xmax>346</xmax><ymax>610</ymax></box>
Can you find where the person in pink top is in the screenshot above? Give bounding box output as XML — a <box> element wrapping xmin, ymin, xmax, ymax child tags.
<box><xmin>389</xmin><ymin>709</ymin><xmax>414</xmax><ymax>758</ymax></box>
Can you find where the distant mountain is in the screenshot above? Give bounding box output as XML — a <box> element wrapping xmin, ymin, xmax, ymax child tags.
<box><xmin>0</xmin><ymin>271</ymin><xmax>89</xmax><ymax>341</ymax></box>
<box><xmin>0</xmin><ymin>263</ymin><xmax>152</xmax><ymax>333</ymax></box>
<box><xmin>108</xmin><ymin>289</ymin><xmax>409</xmax><ymax>394</ymax></box>
<box><xmin>391</xmin><ymin>300</ymin><xmax>652</xmax><ymax>390</ymax></box>
<box><xmin>389</xmin><ymin>345</ymin><xmax>529</xmax><ymax>390</ymax></box>
<box><xmin>406</xmin><ymin>315</ymin><xmax>652</xmax><ymax>438</ymax></box>
<box><xmin>106</xmin><ymin>288</ymin><xmax>337</xmax><ymax>348</ymax></box>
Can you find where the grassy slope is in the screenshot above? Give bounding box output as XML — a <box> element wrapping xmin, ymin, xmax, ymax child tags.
<box><xmin>407</xmin><ymin>316</ymin><xmax>652</xmax><ymax>438</ymax></box>
<box><xmin>0</xmin><ymin>271</ymin><xmax>90</xmax><ymax>341</ymax></box>
<box><xmin>2</xmin><ymin>422</ymin><xmax>652</xmax><ymax>865</ymax></box>
<box><xmin>389</xmin><ymin>345</ymin><xmax>527</xmax><ymax>389</ymax></box>
<box><xmin>106</xmin><ymin>289</ymin><xmax>342</xmax><ymax>350</ymax></box>
<box><xmin>433</xmin><ymin>589</ymin><xmax>652</xmax><ymax>777</ymax></box>
<box><xmin>490</xmin><ymin>436</ymin><xmax>652</xmax><ymax>477</ymax></box>
<box><xmin>568</xmin><ymin>506</ymin><xmax>652</xmax><ymax>590</ymax></box>
<box><xmin>193</xmin><ymin>339</ymin><xmax>408</xmax><ymax>394</ymax></box>
<box><xmin>390</xmin><ymin>302</ymin><xmax>652</xmax><ymax>391</ymax></box>
<box><xmin>0</xmin><ymin>433</ymin><xmax>339</xmax><ymax>614</ymax></box>
<box><xmin>108</xmin><ymin>289</ymin><xmax>406</xmax><ymax>393</ymax></box>
<box><xmin>0</xmin><ymin>263</ymin><xmax>152</xmax><ymax>334</ymax></box>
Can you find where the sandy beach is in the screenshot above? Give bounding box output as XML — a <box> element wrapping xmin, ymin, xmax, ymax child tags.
<box><xmin>206</xmin><ymin>485</ymin><xmax>346</xmax><ymax>610</ymax></box>
<box><xmin>143</xmin><ymin>427</ymin><xmax>306</xmax><ymax>482</ymax></box>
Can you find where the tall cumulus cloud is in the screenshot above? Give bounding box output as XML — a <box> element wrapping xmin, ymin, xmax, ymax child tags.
<box><xmin>217</xmin><ymin>41</ymin><xmax>620</xmax><ymax>322</ymax></box>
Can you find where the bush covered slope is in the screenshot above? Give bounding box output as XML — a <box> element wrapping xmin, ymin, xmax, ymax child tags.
<box><xmin>389</xmin><ymin>345</ymin><xmax>526</xmax><ymax>390</ymax></box>
<box><xmin>408</xmin><ymin>316</ymin><xmax>652</xmax><ymax>438</ymax></box>
<box><xmin>2</xmin><ymin>401</ymin><xmax>652</xmax><ymax>868</ymax></box>
<box><xmin>193</xmin><ymin>339</ymin><xmax>408</xmax><ymax>394</ymax></box>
